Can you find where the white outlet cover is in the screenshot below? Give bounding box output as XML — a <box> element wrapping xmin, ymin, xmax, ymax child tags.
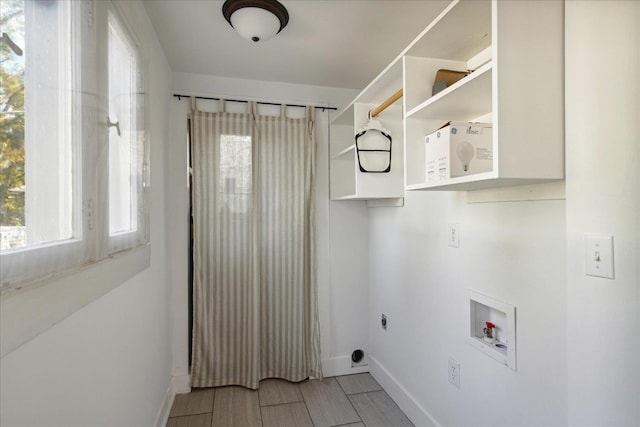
<box><xmin>448</xmin><ymin>357</ymin><xmax>460</xmax><ymax>388</ymax></box>
<box><xmin>448</xmin><ymin>223</ymin><xmax>460</xmax><ymax>248</ymax></box>
<box><xmin>585</xmin><ymin>234</ymin><xmax>614</xmax><ymax>279</ymax></box>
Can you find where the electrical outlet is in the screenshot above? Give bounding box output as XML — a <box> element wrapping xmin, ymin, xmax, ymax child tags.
<box><xmin>448</xmin><ymin>358</ymin><xmax>460</xmax><ymax>388</ymax></box>
<box><xmin>448</xmin><ymin>223</ymin><xmax>460</xmax><ymax>248</ymax></box>
<box><xmin>381</xmin><ymin>314</ymin><xmax>387</xmax><ymax>330</ymax></box>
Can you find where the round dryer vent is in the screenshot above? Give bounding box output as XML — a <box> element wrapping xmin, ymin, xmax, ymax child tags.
<box><xmin>351</xmin><ymin>349</ymin><xmax>364</xmax><ymax>364</ymax></box>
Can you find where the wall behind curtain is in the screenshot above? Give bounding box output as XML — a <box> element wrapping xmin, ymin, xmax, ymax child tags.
<box><xmin>168</xmin><ymin>75</ymin><xmax>362</xmax><ymax>392</ymax></box>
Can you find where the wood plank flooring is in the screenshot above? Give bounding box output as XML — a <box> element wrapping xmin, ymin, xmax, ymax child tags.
<box><xmin>166</xmin><ymin>373</ymin><xmax>413</xmax><ymax>427</ymax></box>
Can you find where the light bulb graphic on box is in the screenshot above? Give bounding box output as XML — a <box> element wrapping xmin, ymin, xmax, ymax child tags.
<box><xmin>455</xmin><ymin>140</ymin><xmax>475</xmax><ymax>172</ymax></box>
<box><xmin>424</xmin><ymin>122</ymin><xmax>492</xmax><ymax>182</ymax></box>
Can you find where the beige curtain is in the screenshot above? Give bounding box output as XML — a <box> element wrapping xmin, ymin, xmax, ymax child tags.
<box><xmin>190</xmin><ymin>102</ymin><xmax>322</xmax><ymax>389</ymax></box>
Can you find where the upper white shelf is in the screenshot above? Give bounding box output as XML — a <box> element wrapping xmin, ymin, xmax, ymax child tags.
<box><xmin>332</xmin><ymin>61</ymin><xmax>403</xmax><ymax>126</ymax></box>
<box><xmin>332</xmin><ymin>0</ymin><xmax>491</xmax><ymax>127</ymax></box>
<box><xmin>404</xmin><ymin>0</ymin><xmax>491</xmax><ymax>61</ymax></box>
<box><xmin>406</xmin><ymin>61</ymin><xmax>492</xmax><ymax>123</ymax></box>
<box><xmin>404</xmin><ymin>0</ymin><xmax>564</xmax><ymax>192</ymax></box>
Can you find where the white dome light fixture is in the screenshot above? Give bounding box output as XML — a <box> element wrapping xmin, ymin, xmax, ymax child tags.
<box><xmin>222</xmin><ymin>0</ymin><xmax>289</xmax><ymax>43</ymax></box>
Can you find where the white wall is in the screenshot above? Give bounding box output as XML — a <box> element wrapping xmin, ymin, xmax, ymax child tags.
<box><xmin>326</xmin><ymin>199</ymin><xmax>370</xmax><ymax>372</ymax></box>
<box><xmin>166</xmin><ymin>97</ymin><xmax>191</xmax><ymax>393</ymax></box>
<box><xmin>365</xmin><ymin>2</ymin><xmax>640</xmax><ymax>427</ymax></box>
<box><xmin>0</xmin><ymin>2</ymin><xmax>175</xmax><ymax>426</ymax></box>
<box><xmin>368</xmin><ymin>191</ymin><xmax>567</xmax><ymax>426</ymax></box>
<box><xmin>566</xmin><ymin>2</ymin><xmax>640</xmax><ymax>425</ymax></box>
<box><xmin>5</xmin><ymin>2</ymin><xmax>636</xmax><ymax>426</ymax></box>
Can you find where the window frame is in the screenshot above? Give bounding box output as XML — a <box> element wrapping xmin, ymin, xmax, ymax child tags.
<box><xmin>100</xmin><ymin>0</ymin><xmax>149</xmax><ymax>256</ymax></box>
<box><xmin>0</xmin><ymin>0</ymin><xmax>150</xmax><ymax>293</ymax></box>
<box><xmin>1</xmin><ymin>0</ymin><xmax>87</xmax><ymax>287</ymax></box>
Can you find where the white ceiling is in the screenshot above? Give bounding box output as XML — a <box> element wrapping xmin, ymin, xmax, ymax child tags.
<box><xmin>143</xmin><ymin>0</ymin><xmax>451</xmax><ymax>90</ymax></box>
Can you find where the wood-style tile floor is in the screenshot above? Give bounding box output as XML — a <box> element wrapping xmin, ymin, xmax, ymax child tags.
<box><xmin>166</xmin><ymin>373</ymin><xmax>414</xmax><ymax>427</ymax></box>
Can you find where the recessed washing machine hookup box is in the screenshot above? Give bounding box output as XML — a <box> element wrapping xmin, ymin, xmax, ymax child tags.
<box><xmin>424</xmin><ymin>122</ymin><xmax>493</xmax><ymax>182</ymax></box>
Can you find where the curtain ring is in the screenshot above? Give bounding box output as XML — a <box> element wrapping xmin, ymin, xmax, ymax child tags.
<box><xmin>280</xmin><ymin>104</ymin><xmax>286</xmax><ymax>118</ymax></box>
<box><xmin>220</xmin><ymin>99</ymin><xmax>226</xmax><ymax>113</ymax></box>
<box><xmin>249</xmin><ymin>101</ymin><xmax>257</xmax><ymax>122</ymax></box>
<box><xmin>307</xmin><ymin>106</ymin><xmax>314</xmax><ymax>134</ymax></box>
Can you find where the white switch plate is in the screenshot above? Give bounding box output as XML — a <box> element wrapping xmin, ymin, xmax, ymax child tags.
<box><xmin>448</xmin><ymin>223</ymin><xmax>460</xmax><ymax>248</ymax></box>
<box><xmin>448</xmin><ymin>357</ymin><xmax>460</xmax><ymax>388</ymax></box>
<box><xmin>585</xmin><ymin>234</ymin><xmax>614</xmax><ymax>279</ymax></box>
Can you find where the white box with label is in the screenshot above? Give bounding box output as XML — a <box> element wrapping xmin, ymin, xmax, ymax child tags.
<box><xmin>424</xmin><ymin>122</ymin><xmax>493</xmax><ymax>182</ymax></box>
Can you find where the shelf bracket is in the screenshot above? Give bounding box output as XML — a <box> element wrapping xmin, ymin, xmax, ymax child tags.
<box><xmin>366</xmin><ymin>198</ymin><xmax>404</xmax><ymax>208</ymax></box>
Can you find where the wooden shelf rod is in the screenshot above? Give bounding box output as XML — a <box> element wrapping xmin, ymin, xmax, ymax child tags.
<box><xmin>370</xmin><ymin>88</ymin><xmax>404</xmax><ymax>117</ymax></box>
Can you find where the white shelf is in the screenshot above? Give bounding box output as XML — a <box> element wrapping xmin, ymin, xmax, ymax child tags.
<box><xmin>407</xmin><ymin>175</ymin><xmax>563</xmax><ymax>192</ymax></box>
<box><xmin>331</xmin><ymin>0</ymin><xmax>564</xmax><ymax>198</ymax></box>
<box><xmin>406</xmin><ymin>172</ymin><xmax>496</xmax><ymax>191</ymax></box>
<box><xmin>403</xmin><ymin>0</ymin><xmax>564</xmax><ymax>192</ymax></box>
<box><xmin>332</xmin><ymin>145</ymin><xmax>355</xmax><ymax>160</ymax></box>
<box><xmin>406</xmin><ymin>62</ymin><xmax>492</xmax><ymax>123</ymax></box>
<box><xmin>330</xmin><ymin>145</ymin><xmax>356</xmax><ymax>199</ymax></box>
<box><xmin>332</xmin><ymin>106</ymin><xmax>354</xmax><ymax>127</ymax></box>
<box><xmin>404</xmin><ymin>0</ymin><xmax>492</xmax><ymax>61</ymax></box>
<box><xmin>331</xmin><ymin>195</ymin><xmax>359</xmax><ymax>201</ymax></box>
<box><xmin>330</xmin><ymin>102</ymin><xmax>404</xmax><ymax>201</ymax></box>
<box><xmin>332</xmin><ymin>61</ymin><xmax>403</xmax><ymax>127</ymax></box>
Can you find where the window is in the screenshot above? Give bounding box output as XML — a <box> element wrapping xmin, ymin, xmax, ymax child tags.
<box><xmin>106</xmin><ymin>6</ymin><xmax>146</xmax><ymax>253</ymax></box>
<box><xmin>24</xmin><ymin>0</ymin><xmax>78</xmax><ymax>249</ymax></box>
<box><xmin>219</xmin><ymin>134</ymin><xmax>252</xmax><ymax>213</ymax></box>
<box><xmin>1</xmin><ymin>0</ymin><xmax>78</xmax><ymax>249</ymax></box>
<box><xmin>1</xmin><ymin>0</ymin><xmax>85</xmax><ymax>287</ymax></box>
<box><xmin>0</xmin><ymin>0</ymin><xmax>148</xmax><ymax>291</ymax></box>
<box><xmin>1</xmin><ymin>0</ymin><xmax>28</xmax><ymax>250</ymax></box>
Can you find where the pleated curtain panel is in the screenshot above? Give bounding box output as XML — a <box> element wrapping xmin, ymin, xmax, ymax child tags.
<box><xmin>190</xmin><ymin>101</ymin><xmax>322</xmax><ymax>389</ymax></box>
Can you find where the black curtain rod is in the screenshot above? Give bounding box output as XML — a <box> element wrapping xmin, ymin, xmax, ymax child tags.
<box><xmin>173</xmin><ymin>93</ymin><xmax>337</xmax><ymax>111</ymax></box>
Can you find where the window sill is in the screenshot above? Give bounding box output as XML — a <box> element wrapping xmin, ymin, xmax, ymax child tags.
<box><xmin>0</xmin><ymin>244</ymin><xmax>150</xmax><ymax>358</ymax></box>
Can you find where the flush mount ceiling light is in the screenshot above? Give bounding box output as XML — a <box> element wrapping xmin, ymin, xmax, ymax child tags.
<box><xmin>222</xmin><ymin>0</ymin><xmax>289</xmax><ymax>43</ymax></box>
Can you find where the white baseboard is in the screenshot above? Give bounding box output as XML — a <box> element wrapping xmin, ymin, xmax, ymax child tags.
<box><xmin>153</xmin><ymin>373</ymin><xmax>191</xmax><ymax>427</ymax></box>
<box><xmin>172</xmin><ymin>373</ymin><xmax>191</xmax><ymax>394</ymax></box>
<box><xmin>322</xmin><ymin>355</ymin><xmax>370</xmax><ymax>377</ymax></box>
<box><xmin>154</xmin><ymin>377</ymin><xmax>176</xmax><ymax>427</ymax></box>
<box><xmin>369</xmin><ymin>355</ymin><xmax>442</xmax><ymax>427</ymax></box>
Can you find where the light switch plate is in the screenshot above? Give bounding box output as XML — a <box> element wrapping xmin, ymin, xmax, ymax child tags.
<box><xmin>448</xmin><ymin>357</ymin><xmax>460</xmax><ymax>388</ymax></box>
<box><xmin>585</xmin><ymin>234</ymin><xmax>614</xmax><ymax>279</ymax></box>
<box><xmin>448</xmin><ymin>223</ymin><xmax>460</xmax><ymax>248</ymax></box>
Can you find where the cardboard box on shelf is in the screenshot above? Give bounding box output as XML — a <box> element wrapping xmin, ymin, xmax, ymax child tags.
<box><xmin>432</xmin><ymin>69</ymin><xmax>470</xmax><ymax>96</ymax></box>
<box><xmin>424</xmin><ymin>122</ymin><xmax>493</xmax><ymax>182</ymax></box>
